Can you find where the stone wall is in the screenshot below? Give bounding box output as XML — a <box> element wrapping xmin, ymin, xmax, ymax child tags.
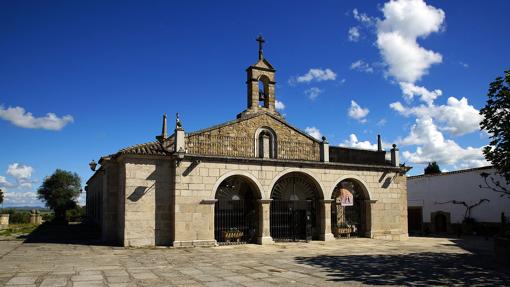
<box><xmin>122</xmin><ymin>157</ymin><xmax>173</xmax><ymax>247</ymax></box>
<box><xmin>102</xmin><ymin>162</ymin><xmax>120</xmax><ymax>242</ymax></box>
<box><xmin>172</xmin><ymin>157</ymin><xmax>408</xmax><ymax>247</ymax></box>
<box><xmin>187</xmin><ymin>114</ymin><xmax>320</xmax><ymax>161</ymax></box>
<box><xmin>86</xmin><ymin>171</ymin><xmax>104</xmax><ymax>227</ymax></box>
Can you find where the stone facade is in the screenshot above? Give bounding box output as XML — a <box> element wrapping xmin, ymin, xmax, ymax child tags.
<box><xmin>86</xmin><ymin>38</ymin><xmax>410</xmax><ymax>247</ymax></box>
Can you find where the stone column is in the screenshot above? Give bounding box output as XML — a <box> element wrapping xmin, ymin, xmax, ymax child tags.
<box><xmin>319</xmin><ymin>199</ymin><xmax>335</xmax><ymax>241</ymax></box>
<box><xmin>257</xmin><ymin>199</ymin><xmax>274</xmax><ymax>245</ymax></box>
<box><xmin>0</xmin><ymin>214</ymin><xmax>9</xmax><ymax>227</ymax></box>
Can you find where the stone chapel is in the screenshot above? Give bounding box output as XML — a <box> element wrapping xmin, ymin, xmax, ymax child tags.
<box><xmin>86</xmin><ymin>36</ymin><xmax>411</xmax><ymax>247</ymax></box>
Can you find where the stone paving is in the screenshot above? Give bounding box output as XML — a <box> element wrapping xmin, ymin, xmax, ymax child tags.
<box><xmin>0</xmin><ymin>236</ymin><xmax>509</xmax><ymax>286</ymax></box>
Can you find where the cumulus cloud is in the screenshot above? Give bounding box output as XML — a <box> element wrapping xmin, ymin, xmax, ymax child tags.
<box><xmin>399</xmin><ymin>82</ymin><xmax>442</xmax><ymax>106</ymax></box>
<box><xmin>304</xmin><ymin>87</ymin><xmax>322</xmax><ymax>100</ymax></box>
<box><xmin>341</xmin><ymin>134</ymin><xmax>378</xmax><ymax>150</ymax></box>
<box><xmin>6</xmin><ymin>163</ymin><xmax>35</xmax><ymax>189</ymax></box>
<box><xmin>390</xmin><ymin>96</ymin><xmax>482</xmax><ymax>136</ymax></box>
<box><xmin>294</xmin><ymin>68</ymin><xmax>337</xmax><ymax>83</ymax></box>
<box><xmin>4</xmin><ymin>191</ymin><xmax>42</xmax><ymax>207</ymax></box>
<box><xmin>348</xmin><ymin>27</ymin><xmax>361</xmax><ymax>42</ymax></box>
<box><xmin>348</xmin><ymin>100</ymin><xmax>369</xmax><ymax>123</ymax></box>
<box><xmin>399</xmin><ymin>117</ymin><xmax>486</xmax><ymax>166</ymax></box>
<box><xmin>353</xmin><ymin>8</ymin><xmax>376</xmax><ymax>26</ymax></box>
<box><xmin>275</xmin><ymin>100</ymin><xmax>285</xmax><ymax>110</ymax></box>
<box><xmin>350</xmin><ymin>60</ymin><xmax>374</xmax><ymax>73</ymax></box>
<box><xmin>305</xmin><ymin>127</ymin><xmax>322</xmax><ymax>140</ymax></box>
<box><xmin>376</xmin><ymin>0</ymin><xmax>444</xmax><ymax>83</ymax></box>
<box><xmin>0</xmin><ymin>105</ymin><xmax>73</xmax><ymax>131</ymax></box>
<box><xmin>0</xmin><ymin>176</ymin><xmax>15</xmax><ymax>188</ymax></box>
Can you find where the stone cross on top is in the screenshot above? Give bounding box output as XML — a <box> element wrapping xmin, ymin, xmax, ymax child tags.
<box><xmin>256</xmin><ymin>34</ymin><xmax>265</xmax><ymax>60</ymax></box>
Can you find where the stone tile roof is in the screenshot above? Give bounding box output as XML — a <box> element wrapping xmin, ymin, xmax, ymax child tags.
<box><xmin>118</xmin><ymin>141</ymin><xmax>167</xmax><ymax>156</ymax></box>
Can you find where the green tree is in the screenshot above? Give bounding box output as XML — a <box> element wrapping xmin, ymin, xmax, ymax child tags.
<box><xmin>0</xmin><ymin>189</ymin><xmax>4</xmax><ymax>210</ymax></box>
<box><xmin>424</xmin><ymin>162</ymin><xmax>442</xmax><ymax>175</ymax></box>
<box><xmin>37</xmin><ymin>169</ymin><xmax>81</xmax><ymax>223</ymax></box>
<box><xmin>480</xmin><ymin>70</ymin><xmax>510</xmax><ymax>183</ymax></box>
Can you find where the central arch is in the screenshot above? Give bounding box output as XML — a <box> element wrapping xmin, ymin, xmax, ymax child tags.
<box><xmin>214</xmin><ymin>175</ymin><xmax>261</xmax><ymax>245</ymax></box>
<box><xmin>331</xmin><ymin>178</ymin><xmax>371</xmax><ymax>238</ymax></box>
<box><xmin>270</xmin><ymin>172</ymin><xmax>324</xmax><ymax>241</ymax></box>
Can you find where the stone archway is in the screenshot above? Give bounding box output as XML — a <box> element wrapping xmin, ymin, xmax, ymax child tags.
<box><xmin>331</xmin><ymin>179</ymin><xmax>371</xmax><ymax>238</ymax></box>
<box><xmin>214</xmin><ymin>175</ymin><xmax>261</xmax><ymax>244</ymax></box>
<box><xmin>270</xmin><ymin>172</ymin><xmax>324</xmax><ymax>241</ymax></box>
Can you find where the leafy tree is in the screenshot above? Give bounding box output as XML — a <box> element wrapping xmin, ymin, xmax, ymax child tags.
<box><xmin>37</xmin><ymin>169</ymin><xmax>81</xmax><ymax>223</ymax></box>
<box><xmin>424</xmin><ymin>162</ymin><xmax>442</xmax><ymax>175</ymax></box>
<box><xmin>479</xmin><ymin>70</ymin><xmax>510</xmax><ymax>183</ymax></box>
<box><xmin>0</xmin><ymin>189</ymin><xmax>4</xmax><ymax>210</ymax></box>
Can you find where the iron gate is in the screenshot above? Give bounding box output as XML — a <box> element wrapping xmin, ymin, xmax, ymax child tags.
<box><xmin>270</xmin><ymin>200</ymin><xmax>312</xmax><ymax>241</ymax></box>
<box><xmin>214</xmin><ymin>200</ymin><xmax>256</xmax><ymax>245</ymax></box>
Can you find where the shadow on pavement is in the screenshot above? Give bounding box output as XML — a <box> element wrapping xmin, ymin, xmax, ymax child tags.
<box><xmin>23</xmin><ymin>222</ymin><xmax>109</xmax><ymax>246</ymax></box>
<box><xmin>295</xmin><ymin>250</ymin><xmax>510</xmax><ymax>286</ymax></box>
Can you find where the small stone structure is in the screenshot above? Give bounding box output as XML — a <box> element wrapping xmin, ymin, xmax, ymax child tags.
<box><xmin>30</xmin><ymin>210</ymin><xmax>43</xmax><ymax>225</ymax></box>
<box><xmin>0</xmin><ymin>214</ymin><xmax>9</xmax><ymax>228</ymax></box>
<box><xmin>86</xmin><ymin>36</ymin><xmax>411</xmax><ymax>247</ymax></box>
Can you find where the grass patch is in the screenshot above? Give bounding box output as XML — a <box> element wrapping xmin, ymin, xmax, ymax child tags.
<box><xmin>0</xmin><ymin>224</ymin><xmax>38</xmax><ymax>238</ymax></box>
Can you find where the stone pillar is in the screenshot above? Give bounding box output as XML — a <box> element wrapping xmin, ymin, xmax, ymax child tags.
<box><xmin>391</xmin><ymin>144</ymin><xmax>400</xmax><ymax>167</ymax></box>
<box><xmin>320</xmin><ymin>137</ymin><xmax>329</xmax><ymax>162</ymax></box>
<box><xmin>319</xmin><ymin>199</ymin><xmax>335</xmax><ymax>241</ymax></box>
<box><xmin>257</xmin><ymin>199</ymin><xmax>274</xmax><ymax>245</ymax></box>
<box><xmin>0</xmin><ymin>214</ymin><xmax>9</xmax><ymax>227</ymax></box>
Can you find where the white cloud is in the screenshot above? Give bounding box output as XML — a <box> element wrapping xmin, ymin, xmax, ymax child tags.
<box><xmin>399</xmin><ymin>117</ymin><xmax>486</xmax><ymax>167</ymax></box>
<box><xmin>350</xmin><ymin>60</ymin><xmax>374</xmax><ymax>73</ymax></box>
<box><xmin>399</xmin><ymin>82</ymin><xmax>442</xmax><ymax>106</ymax></box>
<box><xmin>341</xmin><ymin>134</ymin><xmax>378</xmax><ymax>150</ymax></box>
<box><xmin>376</xmin><ymin>0</ymin><xmax>445</xmax><ymax>83</ymax></box>
<box><xmin>0</xmin><ymin>105</ymin><xmax>74</xmax><ymax>131</ymax></box>
<box><xmin>0</xmin><ymin>176</ymin><xmax>15</xmax><ymax>188</ymax></box>
<box><xmin>376</xmin><ymin>118</ymin><xmax>387</xmax><ymax>127</ymax></box>
<box><xmin>4</xmin><ymin>191</ymin><xmax>42</xmax><ymax>207</ymax></box>
<box><xmin>348</xmin><ymin>100</ymin><xmax>369</xmax><ymax>123</ymax></box>
<box><xmin>275</xmin><ymin>100</ymin><xmax>285</xmax><ymax>110</ymax></box>
<box><xmin>294</xmin><ymin>68</ymin><xmax>337</xmax><ymax>83</ymax></box>
<box><xmin>304</xmin><ymin>87</ymin><xmax>322</xmax><ymax>100</ymax></box>
<box><xmin>459</xmin><ymin>61</ymin><xmax>469</xmax><ymax>68</ymax></box>
<box><xmin>305</xmin><ymin>127</ymin><xmax>322</xmax><ymax>140</ymax></box>
<box><xmin>390</xmin><ymin>96</ymin><xmax>482</xmax><ymax>136</ymax></box>
<box><xmin>353</xmin><ymin>8</ymin><xmax>376</xmax><ymax>26</ymax></box>
<box><xmin>6</xmin><ymin>163</ymin><xmax>35</xmax><ymax>189</ymax></box>
<box><xmin>348</xmin><ymin>26</ymin><xmax>361</xmax><ymax>42</ymax></box>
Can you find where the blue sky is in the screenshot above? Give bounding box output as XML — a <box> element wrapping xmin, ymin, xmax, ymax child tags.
<box><xmin>1</xmin><ymin>0</ymin><xmax>509</xmax><ymax>207</ymax></box>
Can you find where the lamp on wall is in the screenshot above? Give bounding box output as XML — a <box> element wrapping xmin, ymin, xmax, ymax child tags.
<box><xmin>89</xmin><ymin>160</ymin><xmax>97</xmax><ymax>171</ymax></box>
<box><xmin>174</xmin><ymin>147</ymin><xmax>186</xmax><ymax>166</ymax></box>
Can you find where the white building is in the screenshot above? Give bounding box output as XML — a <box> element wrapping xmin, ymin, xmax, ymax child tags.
<box><xmin>407</xmin><ymin>166</ymin><xmax>510</xmax><ymax>233</ymax></box>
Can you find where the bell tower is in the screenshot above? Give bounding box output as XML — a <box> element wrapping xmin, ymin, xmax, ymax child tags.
<box><xmin>238</xmin><ymin>35</ymin><xmax>280</xmax><ymax>119</ymax></box>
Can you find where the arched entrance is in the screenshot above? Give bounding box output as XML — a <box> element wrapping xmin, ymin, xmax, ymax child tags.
<box><xmin>331</xmin><ymin>179</ymin><xmax>370</xmax><ymax>238</ymax></box>
<box><xmin>214</xmin><ymin>175</ymin><xmax>261</xmax><ymax>245</ymax></box>
<box><xmin>270</xmin><ymin>172</ymin><xmax>323</xmax><ymax>241</ymax></box>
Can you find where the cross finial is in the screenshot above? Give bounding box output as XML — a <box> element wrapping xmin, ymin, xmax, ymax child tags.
<box><xmin>256</xmin><ymin>34</ymin><xmax>265</xmax><ymax>60</ymax></box>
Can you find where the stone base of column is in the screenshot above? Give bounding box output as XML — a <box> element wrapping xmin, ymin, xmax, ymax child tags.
<box><xmin>173</xmin><ymin>240</ymin><xmax>217</xmax><ymax>248</ymax></box>
<box><xmin>319</xmin><ymin>233</ymin><xmax>335</xmax><ymax>241</ymax></box>
<box><xmin>257</xmin><ymin>236</ymin><xmax>274</xmax><ymax>245</ymax></box>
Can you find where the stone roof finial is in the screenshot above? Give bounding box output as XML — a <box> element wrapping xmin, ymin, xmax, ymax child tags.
<box><xmin>176</xmin><ymin>112</ymin><xmax>183</xmax><ymax>130</ymax></box>
<box><xmin>156</xmin><ymin>114</ymin><xmax>168</xmax><ymax>142</ymax></box>
<box><xmin>256</xmin><ymin>34</ymin><xmax>265</xmax><ymax>60</ymax></box>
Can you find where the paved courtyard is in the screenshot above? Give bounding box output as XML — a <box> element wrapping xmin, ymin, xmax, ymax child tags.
<box><xmin>0</xmin><ymin>226</ymin><xmax>509</xmax><ymax>286</ymax></box>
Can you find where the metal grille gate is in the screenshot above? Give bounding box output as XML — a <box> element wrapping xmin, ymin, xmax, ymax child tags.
<box><xmin>215</xmin><ymin>200</ymin><xmax>254</xmax><ymax>245</ymax></box>
<box><xmin>270</xmin><ymin>200</ymin><xmax>312</xmax><ymax>242</ymax></box>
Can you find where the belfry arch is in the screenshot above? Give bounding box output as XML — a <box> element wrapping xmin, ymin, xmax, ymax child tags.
<box><xmin>331</xmin><ymin>179</ymin><xmax>371</xmax><ymax>238</ymax></box>
<box><xmin>214</xmin><ymin>175</ymin><xmax>262</xmax><ymax>244</ymax></box>
<box><xmin>270</xmin><ymin>172</ymin><xmax>324</xmax><ymax>241</ymax></box>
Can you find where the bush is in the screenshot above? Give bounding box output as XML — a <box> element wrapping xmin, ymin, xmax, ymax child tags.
<box><xmin>66</xmin><ymin>206</ymin><xmax>85</xmax><ymax>222</ymax></box>
<box><xmin>2</xmin><ymin>209</ymin><xmax>31</xmax><ymax>224</ymax></box>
